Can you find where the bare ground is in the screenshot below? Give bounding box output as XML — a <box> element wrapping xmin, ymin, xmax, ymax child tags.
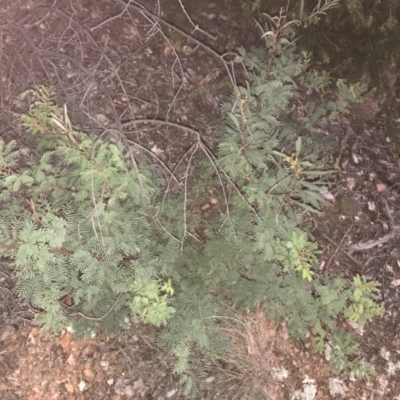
<box><xmin>0</xmin><ymin>0</ymin><xmax>400</xmax><ymax>399</ymax></box>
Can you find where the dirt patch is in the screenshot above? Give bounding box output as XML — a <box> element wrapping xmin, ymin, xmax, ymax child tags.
<box><xmin>1</xmin><ymin>0</ymin><xmax>400</xmax><ymax>399</ymax></box>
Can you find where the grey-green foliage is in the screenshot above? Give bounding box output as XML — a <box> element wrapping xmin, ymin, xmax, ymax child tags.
<box><xmin>158</xmin><ymin>18</ymin><xmax>378</xmax><ymax>393</ymax></box>
<box><xmin>0</xmin><ymin>87</ymin><xmax>175</xmax><ymax>334</ymax></box>
<box><xmin>0</xmin><ymin>17</ymin><xmax>382</xmax><ymax>396</ymax></box>
<box><xmin>158</xmin><ymin>294</ymin><xmax>228</xmax><ymax>394</ymax></box>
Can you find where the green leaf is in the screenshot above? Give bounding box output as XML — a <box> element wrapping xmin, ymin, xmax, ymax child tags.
<box><xmin>227</xmin><ymin>112</ymin><xmax>241</xmax><ymax>133</ymax></box>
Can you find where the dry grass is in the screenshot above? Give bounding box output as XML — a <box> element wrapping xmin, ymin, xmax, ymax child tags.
<box><xmin>214</xmin><ymin>305</ymin><xmax>290</xmax><ymax>400</ymax></box>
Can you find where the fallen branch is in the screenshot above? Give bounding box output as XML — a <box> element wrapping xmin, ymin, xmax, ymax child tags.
<box><xmin>346</xmin><ymin>231</ymin><xmax>398</xmax><ymax>251</ymax></box>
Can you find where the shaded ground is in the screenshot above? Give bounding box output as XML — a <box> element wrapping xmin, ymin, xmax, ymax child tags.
<box><xmin>0</xmin><ymin>0</ymin><xmax>400</xmax><ymax>399</ymax></box>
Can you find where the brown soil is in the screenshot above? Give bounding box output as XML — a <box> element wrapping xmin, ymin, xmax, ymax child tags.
<box><xmin>1</xmin><ymin>0</ymin><xmax>400</xmax><ymax>399</ymax></box>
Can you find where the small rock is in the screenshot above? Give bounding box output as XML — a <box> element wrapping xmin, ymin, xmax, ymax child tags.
<box><xmin>100</xmin><ymin>359</ymin><xmax>109</xmax><ymax>370</ymax></box>
<box><xmin>272</xmin><ymin>367</ymin><xmax>289</xmax><ymax>381</ymax></box>
<box><xmin>167</xmin><ymin>389</ymin><xmax>177</xmax><ymax>397</ymax></box>
<box><xmin>78</xmin><ymin>381</ymin><xmax>86</xmax><ymax>392</ymax></box>
<box><xmin>329</xmin><ymin>377</ymin><xmax>345</xmax><ymax>397</ymax></box>
<box><xmin>124</xmin><ymin>385</ymin><xmax>135</xmax><ymax>397</ymax></box>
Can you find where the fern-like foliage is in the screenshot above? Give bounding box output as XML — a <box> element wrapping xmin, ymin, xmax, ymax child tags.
<box><xmin>0</xmin><ymin>11</ymin><xmax>384</xmax><ymax>395</ymax></box>
<box><xmin>158</xmin><ymin>294</ymin><xmax>228</xmax><ymax>395</ymax></box>
<box><xmin>160</xmin><ymin>13</ymin><xmax>381</xmax><ymax>392</ymax></box>
<box><xmin>0</xmin><ymin>87</ymin><xmax>176</xmax><ymax>334</ymax></box>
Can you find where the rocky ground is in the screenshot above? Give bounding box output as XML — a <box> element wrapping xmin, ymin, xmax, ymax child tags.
<box><xmin>0</xmin><ymin>0</ymin><xmax>400</xmax><ymax>398</ymax></box>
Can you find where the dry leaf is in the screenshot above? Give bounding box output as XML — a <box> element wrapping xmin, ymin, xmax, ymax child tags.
<box><xmin>65</xmin><ymin>382</ymin><xmax>75</xmax><ymax>393</ymax></box>
<box><xmin>58</xmin><ymin>333</ymin><xmax>71</xmax><ymax>349</ymax></box>
<box><xmin>376</xmin><ymin>183</ymin><xmax>388</xmax><ymax>192</ymax></box>
<box><xmin>167</xmin><ymin>389</ymin><xmax>178</xmax><ymax>397</ymax></box>
<box><xmin>133</xmin><ymin>378</ymin><xmax>146</xmax><ymax>394</ymax></box>
<box><xmin>320</xmin><ymin>191</ymin><xmax>334</xmax><ymax>201</ymax></box>
<box><xmin>209</xmin><ymin>197</ymin><xmax>219</xmax><ymax>205</ymax></box>
<box><xmin>163</xmin><ymin>42</ymin><xmax>172</xmax><ymax>56</ymax></box>
<box><xmin>351</xmin><ymin>152</ymin><xmax>359</xmax><ymax>163</ymax></box>
<box><xmin>83</xmin><ymin>368</ymin><xmax>95</xmax><ymax>380</ymax></box>
<box><xmin>29</xmin><ymin>327</ymin><xmax>39</xmax><ymax>338</ymax></box>
<box><xmin>347</xmin><ymin>321</ymin><xmax>361</xmax><ymax>330</ymax></box>
<box><xmin>247</xmin><ymin>345</ymin><xmax>255</xmax><ymax>355</ymax></box>
<box><xmin>347</xmin><ymin>177</ymin><xmax>356</xmax><ymax>191</ymax></box>
<box><xmin>279</xmin><ymin>321</ymin><xmax>289</xmax><ymax>340</ymax></box>
<box><xmin>0</xmin><ymin>326</ymin><xmax>16</xmax><ymax>342</ymax></box>
<box><xmin>50</xmin><ymin>343</ymin><xmax>64</xmax><ymax>360</ymax></box>
<box><xmin>66</xmin><ymin>353</ymin><xmax>76</xmax><ymax>366</ymax></box>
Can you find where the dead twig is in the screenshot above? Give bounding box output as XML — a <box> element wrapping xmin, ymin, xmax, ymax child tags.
<box><xmin>116</xmin><ymin>0</ymin><xmax>236</xmax><ymax>85</ymax></box>
<box><xmin>324</xmin><ymin>224</ymin><xmax>352</xmax><ymax>270</ymax></box>
<box><xmin>322</xmin><ymin>233</ymin><xmax>364</xmax><ymax>271</ymax></box>
<box><xmin>121</xmin><ymin>118</ymin><xmax>260</xmax><ymax>221</ymax></box>
<box><xmin>90</xmin><ymin>0</ymin><xmax>132</xmax><ymax>31</ymax></box>
<box><xmin>381</xmin><ymin>197</ymin><xmax>394</xmax><ymax>230</ymax></box>
<box><xmin>176</xmin><ymin>0</ymin><xmax>217</xmax><ymax>40</ymax></box>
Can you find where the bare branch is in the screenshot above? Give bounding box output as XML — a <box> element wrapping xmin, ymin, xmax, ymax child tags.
<box><xmin>90</xmin><ymin>0</ymin><xmax>132</xmax><ymax>31</ymax></box>
<box><xmin>176</xmin><ymin>0</ymin><xmax>217</xmax><ymax>40</ymax></box>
